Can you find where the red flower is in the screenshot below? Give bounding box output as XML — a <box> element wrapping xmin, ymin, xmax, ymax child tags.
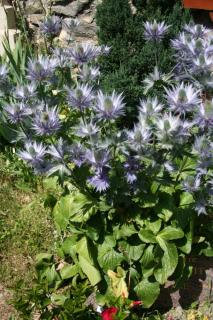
<box><xmin>130</xmin><ymin>300</ymin><xmax>142</xmax><ymax>308</ymax></box>
<box><xmin>101</xmin><ymin>307</ymin><xmax>119</xmax><ymax>320</ymax></box>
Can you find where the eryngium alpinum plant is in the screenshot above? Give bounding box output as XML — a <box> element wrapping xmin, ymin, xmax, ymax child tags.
<box><xmin>1</xmin><ymin>17</ymin><xmax>213</xmax><ymax>318</ymax></box>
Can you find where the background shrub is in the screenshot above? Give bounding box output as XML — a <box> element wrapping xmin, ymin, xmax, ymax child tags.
<box><xmin>96</xmin><ymin>0</ymin><xmax>191</xmax><ymax>123</ymax></box>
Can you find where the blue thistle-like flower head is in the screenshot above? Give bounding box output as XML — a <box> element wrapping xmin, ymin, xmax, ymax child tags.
<box><xmin>195</xmin><ymin>198</ymin><xmax>207</xmax><ymax>215</ymax></box>
<box><xmin>69</xmin><ymin>43</ymin><xmax>102</xmax><ymax>65</ymax></box>
<box><xmin>40</xmin><ymin>15</ymin><xmax>62</xmax><ymax>37</ymax></box>
<box><xmin>14</xmin><ymin>83</ymin><xmax>37</xmax><ymax>102</ymax></box>
<box><xmin>182</xmin><ymin>175</ymin><xmax>201</xmax><ymax>193</ymax></box>
<box><xmin>127</xmin><ymin>121</ymin><xmax>151</xmax><ymax>152</ymax></box>
<box><xmin>144</xmin><ymin>20</ymin><xmax>170</xmax><ymax>42</ymax></box>
<box><xmin>63</xmin><ymin>18</ymin><xmax>80</xmax><ymax>32</ymax></box>
<box><xmin>78</xmin><ymin>65</ymin><xmax>100</xmax><ymax>82</ymax></box>
<box><xmin>155</xmin><ymin>113</ymin><xmax>189</xmax><ymax>149</ymax></box>
<box><xmin>18</xmin><ymin>141</ymin><xmax>46</xmax><ymax>167</ymax></box>
<box><xmin>124</xmin><ymin>156</ymin><xmax>140</xmax><ymax>184</ymax></box>
<box><xmin>52</xmin><ymin>47</ymin><xmax>70</xmax><ymax>68</ymax></box>
<box><xmin>194</xmin><ymin>99</ymin><xmax>213</xmax><ymax>130</ymax></box>
<box><xmin>5</xmin><ymin>102</ymin><xmax>31</xmax><ymax>124</ymax></box>
<box><xmin>27</xmin><ymin>56</ymin><xmax>57</xmax><ymax>83</ymax></box>
<box><xmin>86</xmin><ymin>149</ymin><xmax>110</xmax><ymax>170</ymax></box>
<box><xmin>139</xmin><ymin>97</ymin><xmax>163</xmax><ymax>119</ymax></box>
<box><xmin>66</xmin><ymin>84</ymin><xmax>94</xmax><ymax>111</ymax></box>
<box><xmin>192</xmin><ymin>136</ymin><xmax>213</xmax><ymax>174</ymax></box>
<box><xmin>183</xmin><ymin>23</ymin><xmax>210</xmax><ymax>39</ymax></box>
<box><xmin>75</xmin><ymin>119</ymin><xmax>99</xmax><ymax>138</ymax></box>
<box><xmin>191</xmin><ymin>53</ymin><xmax>213</xmax><ymax>74</ymax></box>
<box><xmin>88</xmin><ymin>167</ymin><xmax>109</xmax><ymax>192</ymax></box>
<box><xmin>94</xmin><ymin>91</ymin><xmax>125</xmax><ymax>120</ymax></box>
<box><xmin>165</xmin><ymin>83</ymin><xmax>201</xmax><ymax>115</ymax></box>
<box><xmin>32</xmin><ymin>106</ymin><xmax>61</xmax><ymax>136</ymax></box>
<box><xmin>69</xmin><ymin>143</ymin><xmax>86</xmax><ymax>167</ymax></box>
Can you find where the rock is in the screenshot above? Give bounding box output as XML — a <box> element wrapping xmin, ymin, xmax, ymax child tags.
<box><xmin>28</xmin><ymin>14</ymin><xmax>44</xmax><ymax>27</ymax></box>
<box><xmin>25</xmin><ymin>0</ymin><xmax>44</xmax><ymax>14</ymax></box>
<box><xmin>52</xmin><ymin>0</ymin><xmax>92</xmax><ymax>18</ymax></box>
<box><xmin>24</xmin><ymin>0</ymin><xmax>100</xmax><ymax>44</ymax></box>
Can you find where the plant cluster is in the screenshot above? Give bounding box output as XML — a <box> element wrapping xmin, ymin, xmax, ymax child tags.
<box><xmin>96</xmin><ymin>0</ymin><xmax>191</xmax><ymax>122</ymax></box>
<box><xmin>0</xmin><ymin>14</ymin><xmax>213</xmax><ymax>320</ymax></box>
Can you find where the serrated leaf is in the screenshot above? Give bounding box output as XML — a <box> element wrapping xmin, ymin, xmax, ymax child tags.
<box><xmin>135</xmin><ymin>278</ymin><xmax>160</xmax><ymax>308</ymax></box>
<box><xmin>53</xmin><ymin>193</ymin><xmax>97</xmax><ymax>230</ymax></box>
<box><xmin>115</xmin><ymin>224</ymin><xmax>137</xmax><ymax>239</ymax></box>
<box><xmin>98</xmin><ymin>244</ymin><xmax>124</xmax><ymax>271</ymax></box>
<box><xmin>139</xmin><ymin>230</ymin><xmax>157</xmax><ymax>243</ymax></box>
<box><xmin>158</xmin><ymin>226</ymin><xmax>184</xmax><ymax>240</ymax></box>
<box><xmin>154</xmin><ymin>237</ymin><xmax>178</xmax><ymax>284</ymax></box>
<box><xmin>119</xmin><ymin>242</ymin><xmax>145</xmax><ymax>261</ymax></box>
<box><xmin>146</xmin><ymin>220</ymin><xmax>162</xmax><ymax>235</ymax></box>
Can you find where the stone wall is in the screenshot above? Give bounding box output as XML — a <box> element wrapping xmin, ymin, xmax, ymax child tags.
<box><xmin>22</xmin><ymin>0</ymin><xmax>137</xmax><ymax>45</ymax></box>
<box><xmin>23</xmin><ymin>0</ymin><xmax>102</xmax><ymax>44</ymax></box>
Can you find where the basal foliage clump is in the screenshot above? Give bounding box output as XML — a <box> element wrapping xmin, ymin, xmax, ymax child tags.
<box><xmin>0</xmin><ymin>14</ymin><xmax>212</xmax><ymax>320</ymax></box>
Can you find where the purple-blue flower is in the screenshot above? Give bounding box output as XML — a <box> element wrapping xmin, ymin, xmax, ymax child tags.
<box><xmin>139</xmin><ymin>97</ymin><xmax>163</xmax><ymax>119</ymax></box>
<box><xmin>5</xmin><ymin>102</ymin><xmax>31</xmax><ymax>124</ymax></box>
<box><xmin>27</xmin><ymin>56</ymin><xmax>57</xmax><ymax>82</ymax></box>
<box><xmin>165</xmin><ymin>83</ymin><xmax>201</xmax><ymax>115</ymax></box>
<box><xmin>66</xmin><ymin>84</ymin><xmax>94</xmax><ymax>111</ymax></box>
<box><xmin>69</xmin><ymin>143</ymin><xmax>86</xmax><ymax>167</ymax></box>
<box><xmin>94</xmin><ymin>91</ymin><xmax>125</xmax><ymax>120</ymax></box>
<box><xmin>194</xmin><ymin>99</ymin><xmax>213</xmax><ymax>129</ymax></box>
<box><xmin>88</xmin><ymin>168</ymin><xmax>109</xmax><ymax>192</ymax></box>
<box><xmin>78</xmin><ymin>65</ymin><xmax>100</xmax><ymax>82</ymax></box>
<box><xmin>124</xmin><ymin>157</ymin><xmax>139</xmax><ymax>184</ymax></box>
<box><xmin>127</xmin><ymin>123</ymin><xmax>151</xmax><ymax>151</ymax></box>
<box><xmin>68</xmin><ymin>43</ymin><xmax>101</xmax><ymax>65</ymax></box>
<box><xmin>14</xmin><ymin>83</ymin><xmax>37</xmax><ymax>102</ymax></box>
<box><xmin>75</xmin><ymin>120</ymin><xmax>99</xmax><ymax>138</ymax></box>
<box><xmin>86</xmin><ymin>149</ymin><xmax>110</xmax><ymax>170</ymax></box>
<box><xmin>32</xmin><ymin>106</ymin><xmax>61</xmax><ymax>136</ymax></box>
<box><xmin>183</xmin><ymin>23</ymin><xmax>210</xmax><ymax>39</ymax></box>
<box><xmin>18</xmin><ymin>141</ymin><xmax>46</xmax><ymax>167</ymax></box>
<box><xmin>40</xmin><ymin>15</ymin><xmax>62</xmax><ymax>37</ymax></box>
<box><xmin>144</xmin><ymin>20</ymin><xmax>170</xmax><ymax>42</ymax></box>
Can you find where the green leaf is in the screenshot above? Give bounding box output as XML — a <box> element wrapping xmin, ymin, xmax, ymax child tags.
<box><xmin>78</xmin><ymin>255</ymin><xmax>101</xmax><ymax>286</ymax></box>
<box><xmin>115</xmin><ymin>224</ymin><xmax>137</xmax><ymax>239</ymax></box>
<box><xmin>98</xmin><ymin>243</ymin><xmax>124</xmax><ymax>272</ymax></box>
<box><xmin>140</xmin><ymin>194</ymin><xmax>158</xmax><ymax>208</ymax></box>
<box><xmin>60</xmin><ymin>264</ymin><xmax>79</xmax><ymax>280</ymax></box>
<box><xmin>139</xmin><ymin>230</ymin><xmax>157</xmax><ymax>243</ymax></box>
<box><xmin>36</xmin><ymin>253</ymin><xmax>53</xmax><ymax>267</ymax></box>
<box><xmin>119</xmin><ymin>242</ymin><xmax>145</xmax><ymax>261</ymax></box>
<box><xmin>51</xmin><ymin>293</ymin><xmax>67</xmax><ymax>306</ymax></box>
<box><xmin>135</xmin><ymin>278</ymin><xmax>160</xmax><ymax>308</ymax></box>
<box><xmin>140</xmin><ymin>244</ymin><xmax>156</xmax><ymax>278</ymax></box>
<box><xmin>146</xmin><ymin>220</ymin><xmax>162</xmax><ymax>235</ymax></box>
<box><xmin>158</xmin><ymin>226</ymin><xmax>184</xmax><ymax>240</ymax></box>
<box><xmin>53</xmin><ymin>193</ymin><xmax>97</xmax><ymax>231</ymax></box>
<box><xmin>76</xmin><ymin>237</ymin><xmax>101</xmax><ymax>286</ymax></box>
<box><xmin>179</xmin><ymin>192</ymin><xmax>195</xmax><ymax>207</ymax></box>
<box><xmin>154</xmin><ymin>237</ymin><xmax>178</xmax><ymax>284</ymax></box>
